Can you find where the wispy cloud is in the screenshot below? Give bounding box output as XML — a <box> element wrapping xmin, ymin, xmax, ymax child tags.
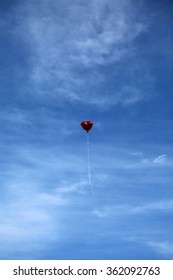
<box><xmin>10</xmin><ymin>0</ymin><xmax>151</xmax><ymax>107</ymax></box>
<box><xmin>0</xmin><ymin>107</ymin><xmax>80</xmax><ymax>144</ymax></box>
<box><xmin>0</xmin><ymin>183</ymin><xmax>63</xmax><ymax>241</ymax></box>
<box><xmin>147</xmin><ymin>241</ymin><xmax>173</xmax><ymax>258</ymax></box>
<box><xmin>93</xmin><ymin>199</ymin><xmax>173</xmax><ymax>218</ymax></box>
<box><xmin>154</xmin><ymin>154</ymin><xmax>167</xmax><ymax>165</ymax></box>
<box><xmin>0</xmin><ymin>148</ymin><xmax>91</xmax><ymax>259</ymax></box>
<box><xmin>127</xmin><ymin>153</ymin><xmax>169</xmax><ymax>168</ymax></box>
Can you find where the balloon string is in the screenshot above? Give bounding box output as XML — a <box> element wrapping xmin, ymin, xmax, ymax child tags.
<box><xmin>87</xmin><ymin>133</ymin><xmax>94</xmax><ymax>195</ymax></box>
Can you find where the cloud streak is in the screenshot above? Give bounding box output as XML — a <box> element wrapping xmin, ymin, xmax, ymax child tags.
<box><xmin>93</xmin><ymin>199</ymin><xmax>173</xmax><ymax>218</ymax></box>
<box><xmin>154</xmin><ymin>154</ymin><xmax>167</xmax><ymax>165</ymax></box>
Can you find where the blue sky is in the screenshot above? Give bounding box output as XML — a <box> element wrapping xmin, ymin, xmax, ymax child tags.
<box><xmin>0</xmin><ymin>0</ymin><xmax>173</xmax><ymax>260</ymax></box>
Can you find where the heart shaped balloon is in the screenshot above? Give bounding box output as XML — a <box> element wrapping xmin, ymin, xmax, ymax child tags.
<box><xmin>80</xmin><ymin>121</ymin><xmax>93</xmax><ymax>132</ymax></box>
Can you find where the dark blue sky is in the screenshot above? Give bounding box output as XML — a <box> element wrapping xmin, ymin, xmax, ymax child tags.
<box><xmin>0</xmin><ymin>0</ymin><xmax>173</xmax><ymax>260</ymax></box>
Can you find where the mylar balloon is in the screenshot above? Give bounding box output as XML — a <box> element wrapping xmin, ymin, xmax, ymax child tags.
<box><xmin>80</xmin><ymin>121</ymin><xmax>93</xmax><ymax>132</ymax></box>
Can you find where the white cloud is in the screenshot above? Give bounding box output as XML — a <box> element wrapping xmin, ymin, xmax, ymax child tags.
<box><xmin>154</xmin><ymin>154</ymin><xmax>167</xmax><ymax>165</ymax></box>
<box><xmin>131</xmin><ymin>199</ymin><xmax>173</xmax><ymax>214</ymax></box>
<box><xmin>0</xmin><ymin>136</ymin><xmax>94</xmax><ymax>252</ymax></box>
<box><xmin>93</xmin><ymin>199</ymin><xmax>173</xmax><ymax>218</ymax></box>
<box><xmin>57</xmin><ymin>180</ymin><xmax>88</xmax><ymax>194</ymax></box>
<box><xmin>127</xmin><ymin>153</ymin><xmax>169</xmax><ymax>168</ymax></box>
<box><xmin>0</xmin><ymin>174</ymin><xmax>90</xmax><ymax>251</ymax></box>
<box><xmin>0</xmin><ymin>184</ymin><xmax>60</xmax><ymax>241</ymax></box>
<box><xmin>131</xmin><ymin>151</ymin><xmax>144</xmax><ymax>156</ymax></box>
<box><xmin>11</xmin><ymin>0</ymin><xmax>150</xmax><ymax>107</ymax></box>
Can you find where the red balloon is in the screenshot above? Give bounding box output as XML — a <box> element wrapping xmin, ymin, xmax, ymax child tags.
<box><xmin>80</xmin><ymin>121</ymin><xmax>93</xmax><ymax>132</ymax></box>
